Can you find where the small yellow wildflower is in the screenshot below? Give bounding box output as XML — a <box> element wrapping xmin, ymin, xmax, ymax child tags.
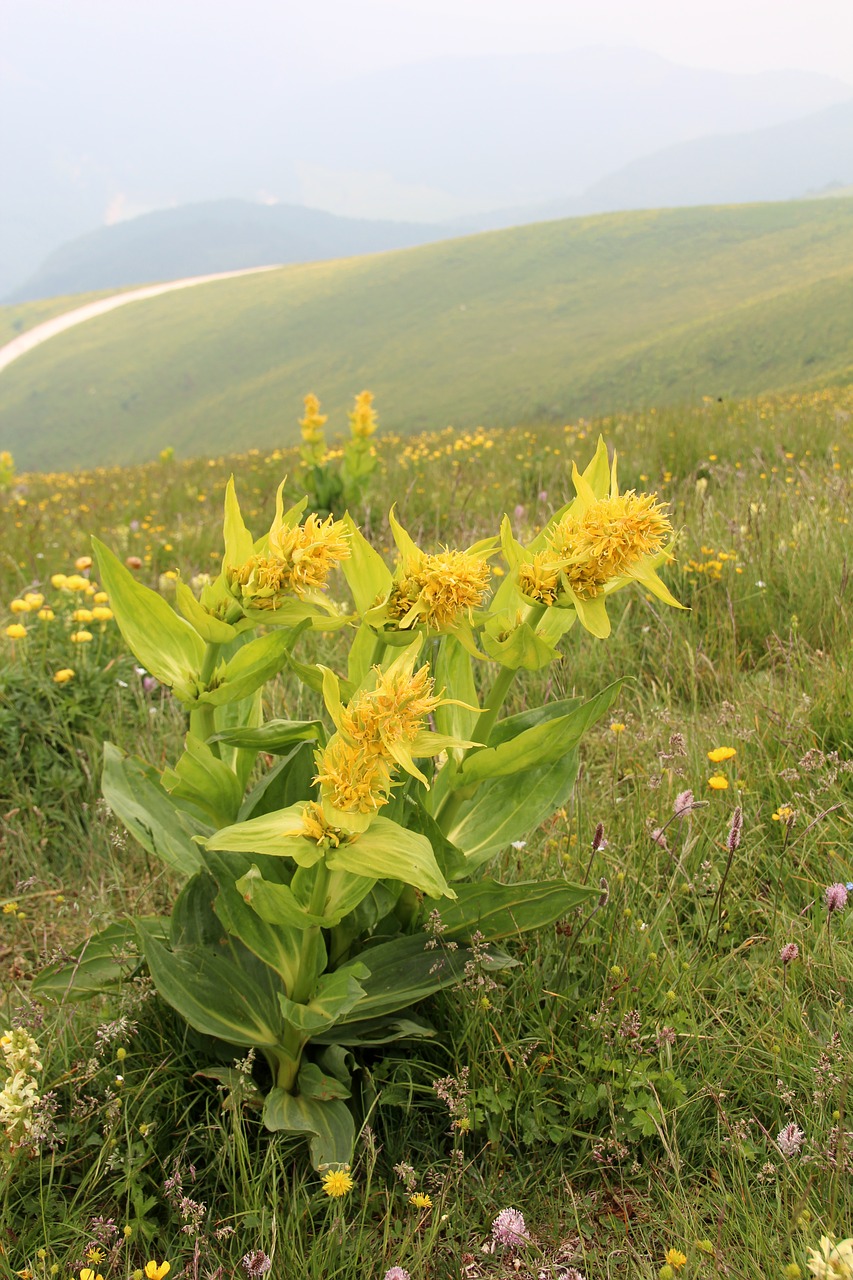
<box><xmin>409</xmin><ymin>1191</ymin><xmax>433</xmax><ymax>1210</ymax></box>
<box><xmin>64</xmin><ymin>574</ymin><xmax>90</xmax><ymax>592</ymax></box>
<box><xmin>708</xmin><ymin>775</ymin><xmax>729</xmax><ymax>791</ymax></box>
<box><xmin>91</xmin><ymin>606</ymin><xmax>113</xmax><ymax>622</ymax></box>
<box><xmin>707</xmin><ymin>746</ymin><xmax>736</xmax><ymax>763</ymax></box>
<box><xmin>70</xmin><ymin>630</ymin><xmax>94</xmax><ymax>643</ymax></box>
<box><xmin>72</xmin><ymin>608</ymin><xmax>94</xmax><ymax>623</ymax></box>
<box><xmin>2</xmin><ymin>902</ymin><xmax>18</xmax><ymax>914</ymax></box>
<box><xmin>610</xmin><ymin>722</ymin><xmax>626</xmax><ymax>734</ymax></box>
<box><xmin>93</xmin><ymin>591</ymin><xmax>109</xmax><ymax>604</ymax></box>
<box><xmin>299</xmin><ymin>392</ymin><xmax>327</xmax><ymax>443</ymax></box>
<box><xmin>314</xmin><ymin>736</ymin><xmax>394</xmax><ymax>818</ymax></box>
<box><xmin>9</xmin><ymin>598</ymin><xmax>30</xmax><ymax>613</ymax></box>
<box><xmin>665</xmin><ymin>1249</ymin><xmax>687</xmax><ymax>1270</ymax></box>
<box><xmin>80</xmin><ymin>1269</ymin><xmax>104</xmax><ymax>1280</ymax></box>
<box><xmin>50</xmin><ymin>573</ymin><xmax>67</xmax><ymax>589</ymax></box>
<box><xmin>85</xmin><ymin>1249</ymin><xmax>105</xmax><ymax>1266</ymax></box>
<box><xmin>144</xmin><ymin>1263</ymin><xmax>171</xmax><ymax>1280</ymax></box>
<box><xmin>75</xmin><ymin>556</ymin><xmax>93</xmax><ymax>571</ymax></box>
<box><xmin>773</xmin><ymin>805</ymin><xmax>795</xmax><ymax>823</ymax></box>
<box><xmin>53</xmin><ymin>668</ymin><xmax>75</xmax><ymax>684</ymax></box>
<box><xmin>5</xmin><ymin>623</ymin><xmax>27</xmax><ymax>639</ymax></box>
<box><xmin>37</xmin><ymin>608</ymin><xmax>55</xmax><ymax>621</ymax></box>
<box><xmin>321</xmin><ymin>1168</ymin><xmax>354</xmax><ymax>1198</ymax></box>
<box><xmin>23</xmin><ymin>593</ymin><xmax>44</xmax><ymax>609</ymax></box>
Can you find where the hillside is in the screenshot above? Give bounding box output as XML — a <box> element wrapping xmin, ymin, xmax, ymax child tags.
<box><xmin>6</xmin><ymin>201</ymin><xmax>447</xmax><ymax>304</ymax></box>
<box><xmin>2</xmin><ymin>198</ymin><xmax>853</xmax><ymax>472</ymax></box>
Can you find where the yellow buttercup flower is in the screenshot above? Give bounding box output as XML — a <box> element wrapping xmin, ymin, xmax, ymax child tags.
<box><xmin>71</xmin><ymin>630</ymin><xmax>94</xmax><ymax>643</ymax></box>
<box><xmin>80</xmin><ymin>1270</ymin><xmax>104</xmax><ymax>1280</ymax></box>
<box><xmin>64</xmin><ymin>574</ymin><xmax>90</xmax><ymax>592</ymax></box>
<box><xmin>9</xmin><ymin>598</ymin><xmax>30</xmax><ymax>614</ymax></box>
<box><xmin>37</xmin><ymin>607</ymin><xmax>55</xmax><ymax>621</ymax></box>
<box><xmin>53</xmin><ymin>668</ymin><xmax>75</xmax><ymax>684</ymax></box>
<box><xmin>321</xmin><ymin>1168</ymin><xmax>354</xmax><ymax>1198</ymax></box>
<box><xmin>707</xmin><ymin>746</ymin><xmax>736</xmax><ymax>763</ymax></box>
<box><xmin>75</xmin><ymin>555</ymin><xmax>93</xmax><ymax>571</ymax></box>
<box><xmin>708</xmin><ymin>775</ymin><xmax>729</xmax><ymax>791</ymax></box>
<box><xmin>93</xmin><ymin>591</ymin><xmax>109</xmax><ymax>604</ymax></box>
<box><xmin>144</xmin><ymin>1262</ymin><xmax>171</xmax><ymax>1280</ymax></box>
<box><xmin>72</xmin><ymin>608</ymin><xmax>94</xmax><ymax>623</ymax></box>
<box><xmin>91</xmin><ymin>606</ymin><xmax>113</xmax><ymax>621</ymax></box>
<box><xmin>23</xmin><ymin>592</ymin><xmax>44</xmax><ymax>609</ymax></box>
<box><xmin>348</xmin><ymin>389</ymin><xmax>378</xmax><ymax>439</ymax></box>
<box><xmin>5</xmin><ymin>623</ymin><xmax>27</xmax><ymax>639</ymax></box>
<box><xmin>50</xmin><ymin>573</ymin><xmax>68</xmax><ymax>589</ymax></box>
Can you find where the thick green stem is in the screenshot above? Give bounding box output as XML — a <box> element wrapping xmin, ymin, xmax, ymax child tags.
<box><xmin>368</xmin><ymin>632</ymin><xmax>388</xmax><ymax>669</ymax></box>
<box><xmin>189</xmin><ymin>641</ymin><xmax>222</xmax><ymax>751</ymax></box>
<box><xmin>289</xmin><ymin>861</ymin><xmax>331</xmax><ymax>1006</ymax></box>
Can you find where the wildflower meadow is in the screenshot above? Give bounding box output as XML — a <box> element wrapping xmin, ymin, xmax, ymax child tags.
<box><xmin>1</xmin><ymin>389</ymin><xmax>851</xmax><ymax>1280</ymax></box>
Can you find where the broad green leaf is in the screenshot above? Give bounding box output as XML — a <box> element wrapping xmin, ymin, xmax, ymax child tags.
<box><xmin>455</xmin><ymin>682</ymin><xmax>623</xmax><ymax>786</ymax></box>
<box><xmin>32</xmin><ymin>918</ymin><xmax>166</xmax><ymax>1001</ymax></box>
<box><xmin>325</xmin><ymin>817</ymin><xmax>454</xmax><ymax>900</ymax></box>
<box><xmin>262</xmin><ymin>1090</ymin><xmax>354</xmax><ymax>1168</ymax></box>
<box><xmin>332</xmin><ymin>933</ymin><xmax>514</xmax><ymax>1023</ymax></box>
<box><xmin>101</xmin><ymin>741</ymin><xmax>206</xmax><ymax>876</ymax></box>
<box><xmin>93</xmin><ymin>537</ymin><xmax>205</xmax><ymax>697</ymax></box>
<box><xmin>196</xmin><ymin>627</ymin><xmax>305</xmax><ymax>707</ymax></box>
<box><xmin>236</xmin><ymin>863</ymin><xmax>376</xmax><ymax>930</ymax></box>
<box><xmin>211</xmin><ymin>718</ymin><xmax>324</xmax><ymax>753</ymax></box>
<box><xmin>435</xmin><ymin>878</ymin><xmax>598</xmax><ymax>941</ymax></box>
<box><xmin>433</xmin><ymin>635</ymin><xmax>480</xmax><ymax>743</ymax></box>
<box><xmin>279</xmin><ymin>962</ymin><xmax>370</xmax><ymax>1033</ymax></box>
<box><xmin>341</xmin><ymin>514</ymin><xmax>393</xmax><ymax>614</ymax></box>
<box><xmin>161</xmin><ymin>734</ymin><xmax>244</xmax><ymax>827</ymax></box>
<box><xmin>175</xmin><ymin>580</ymin><xmax>238</xmax><ymax>644</ymax></box>
<box><xmin>445</xmin><ymin>750</ymin><xmax>582</xmax><ymax>869</ymax></box>
<box><xmin>206</xmin><ymin>803</ymin><xmax>325</xmax><ymax>868</ymax></box>
<box><xmin>298</xmin><ymin>1061</ymin><xmax>351</xmax><ymax>1101</ymax></box>
<box><xmin>239</xmin><ymin>741</ymin><xmax>317</xmax><ymax>821</ymax></box>
<box><xmin>346</xmin><ymin>621</ymin><xmax>379</xmax><ymax>687</ymax></box>
<box><xmin>204</xmin><ymin>849</ymin><xmax>304</xmax><ymax>990</ymax></box>
<box><xmin>311</xmin><ymin>1013</ymin><xmax>436</xmax><ymax>1047</ymax></box>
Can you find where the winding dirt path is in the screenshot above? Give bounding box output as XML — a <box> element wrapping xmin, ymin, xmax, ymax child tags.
<box><xmin>0</xmin><ymin>264</ymin><xmax>282</xmax><ymax>374</ymax></box>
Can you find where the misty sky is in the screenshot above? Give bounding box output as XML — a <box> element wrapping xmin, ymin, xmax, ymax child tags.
<box><xmin>3</xmin><ymin>0</ymin><xmax>853</xmax><ymax>87</ymax></box>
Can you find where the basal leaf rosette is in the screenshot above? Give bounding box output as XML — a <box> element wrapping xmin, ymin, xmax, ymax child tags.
<box><xmin>349</xmin><ymin>508</ymin><xmax>497</xmax><ymax>656</ymax></box>
<box><xmin>503</xmin><ymin>436</ymin><xmax>684</xmax><ymax>639</ymax></box>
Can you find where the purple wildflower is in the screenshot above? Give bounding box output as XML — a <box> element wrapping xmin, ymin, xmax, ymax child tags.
<box><xmin>491</xmin><ymin>1207</ymin><xmax>530</xmax><ymax>1248</ymax></box>
<box><xmin>650</xmin><ymin>827</ymin><xmax>668</xmax><ymax>850</ymax></box>
<box><xmin>384</xmin><ymin>1269</ymin><xmax>411</xmax><ymax>1280</ymax></box>
<box><xmin>779</xmin><ymin>943</ymin><xmax>799</xmax><ymax>965</ymax></box>
<box><xmin>776</xmin><ymin>1122</ymin><xmax>805</xmax><ymax>1158</ymax></box>
<box><xmin>673</xmin><ymin>789</ymin><xmax>694</xmax><ymax>819</ymax></box>
<box><xmin>825</xmin><ymin>883</ymin><xmax>848</xmax><ymax>913</ymax></box>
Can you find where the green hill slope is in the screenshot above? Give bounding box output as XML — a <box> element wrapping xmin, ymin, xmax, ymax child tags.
<box><xmin>3</xmin><ymin>199</ymin><xmax>853</xmax><ymax>471</ymax></box>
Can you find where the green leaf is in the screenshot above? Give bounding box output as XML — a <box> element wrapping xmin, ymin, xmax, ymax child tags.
<box><xmin>139</xmin><ymin>874</ymin><xmax>286</xmax><ymax>1048</ymax></box>
<box><xmin>456</xmin><ymin>682</ymin><xmax>623</xmax><ymax>786</ymax></box>
<box><xmin>236</xmin><ymin>863</ymin><xmax>376</xmax><ymax>930</ymax></box>
<box><xmin>32</xmin><ymin>918</ymin><xmax>166</xmax><ymax>1001</ymax></box>
<box><xmin>262</xmin><ymin>1091</ymin><xmax>354</xmax><ymax>1168</ymax></box>
<box><xmin>279</xmin><ymin>961</ymin><xmax>369</xmax><ymax>1033</ymax></box>
<box><xmin>332</xmin><ymin>933</ymin><xmax>515</xmax><ymax>1024</ymax></box>
<box><xmin>239</xmin><ymin>741</ymin><xmax>317</xmax><ymax>820</ymax></box>
<box><xmin>311</xmin><ymin>1013</ymin><xmax>436</xmax><ymax>1047</ymax></box>
<box><xmin>203</xmin><ymin>850</ymin><xmax>304</xmax><ymax>990</ymax></box>
<box><xmin>298</xmin><ymin>1061</ymin><xmax>351</xmax><ymax>1101</ymax></box>
<box><xmin>196</xmin><ymin>626</ymin><xmax>306</xmax><ymax>707</ymax></box>
<box><xmin>435</xmin><ymin>878</ymin><xmax>598</xmax><ymax>941</ymax></box>
<box><xmin>325</xmin><ymin>817</ymin><xmax>454</xmax><ymax>900</ymax></box>
<box><xmin>222</xmin><ymin>475</ymin><xmax>255</xmax><ymax>571</ymax></box>
<box><xmin>175</xmin><ymin>580</ymin><xmax>238</xmax><ymax>644</ymax></box>
<box><xmin>206</xmin><ymin>803</ymin><xmax>325</xmax><ymax>868</ymax></box>
<box><xmin>213</xmin><ymin>685</ymin><xmax>264</xmax><ymax>792</ymax></box>
<box><xmin>102</xmin><ymin>742</ymin><xmax>206</xmax><ymax>876</ymax></box>
<box><xmin>340</xmin><ymin>514</ymin><xmax>393</xmax><ymax>615</ymax></box>
<box><xmin>433</xmin><ymin>635</ymin><xmax>480</xmax><ymax>743</ymax></box>
<box><xmin>481</xmin><ymin>615</ymin><xmax>557</xmax><ymax>670</ymax></box>
<box><xmin>445</xmin><ymin>752</ymin><xmax>583</xmax><ymax>869</ymax></box>
<box><xmin>93</xmin><ymin>537</ymin><xmax>205</xmax><ymax>697</ymax></box>
<box><xmin>210</xmin><ymin>718</ymin><xmax>324</xmax><ymax>754</ymax></box>
<box><xmin>162</xmin><ymin>734</ymin><xmax>244</xmax><ymax>827</ymax></box>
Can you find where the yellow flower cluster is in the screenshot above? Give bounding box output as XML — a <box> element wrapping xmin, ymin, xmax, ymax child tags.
<box><xmin>230</xmin><ymin>514</ymin><xmax>350</xmax><ymax>608</ymax></box>
<box><xmin>300</xmin><ymin>392</ymin><xmax>327</xmax><ymax>445</ymax></box>
<box><xmin>388</xmin><ymin>547</ymin><xmax>491</xmax><ymax>629</ymax></box>
<box><xmin>521</xmin><ymin>491</ymin><xmax>672</xmax><ymax>604</ymax></box>
<box><xmin>348</xmin><ymin>390</ymin><xmax>378</xmax><ymax>439</ymax></box>
<box><xmin>4</xmin><ymin>564</ymin><xmax>113</xmax><ymax>644</ymax></box>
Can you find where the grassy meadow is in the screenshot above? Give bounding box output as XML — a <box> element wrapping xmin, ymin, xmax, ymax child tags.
<box><xmin>1</xmin><ymin>386</ymin><xmax>852</xmax><ymax>1278</ymax></box>
<box><xmin>2</xmin><ymin>198</ymin><xmax>853</xmax><ymax>471</ymax></box>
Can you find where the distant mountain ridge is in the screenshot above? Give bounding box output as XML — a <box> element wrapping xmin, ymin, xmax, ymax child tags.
<box><xmin>6</xmin><ymin>203</ymin><xmax>447</xmax><ymax>303</ymax></box>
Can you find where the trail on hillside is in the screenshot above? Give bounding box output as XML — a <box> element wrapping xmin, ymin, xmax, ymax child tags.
<box><xmin>0</xmin><ymin>264</ymin><xmax>282</xmax><ymax>374</ymax></box>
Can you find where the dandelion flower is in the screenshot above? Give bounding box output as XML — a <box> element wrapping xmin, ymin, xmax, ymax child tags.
<box><xmin>491</xmin><ymin>1207</ymin><xmax>530</xmax><ymax>1247</ymax></box>
<box><xmin>321</xmin><ymin>1168</ymin><xmax>354</xmax><ymax>1198</ymax></box>
<box><xmin>707</xmin><ymin>775</ymin><xmax>729</xmax><ymax>791</ymax></box>
<box><xmin>409</xmin><ymin>1191</ymin><xmax>432</xmax><ymax>1210</ymax></box>
<box><xmin>707</xmin><ymin>746</ymin><xmax>736</xmax><ymax>763</ymax></box>
<box><xmin>665</xmin><ymin>1250</ymin><xmax>687</xmax><ymax>1270</ymax></box>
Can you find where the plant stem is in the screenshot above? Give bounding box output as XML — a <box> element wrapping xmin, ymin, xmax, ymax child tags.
<box><xmin>189</xmin><ymin>641</ymin><xmax>221</xmax><ymax>751</ymax></box>
<box><xmin>289</xmin><ymin>861</ymin><xmax>331</xmax><ymax>1006</ymax></box>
